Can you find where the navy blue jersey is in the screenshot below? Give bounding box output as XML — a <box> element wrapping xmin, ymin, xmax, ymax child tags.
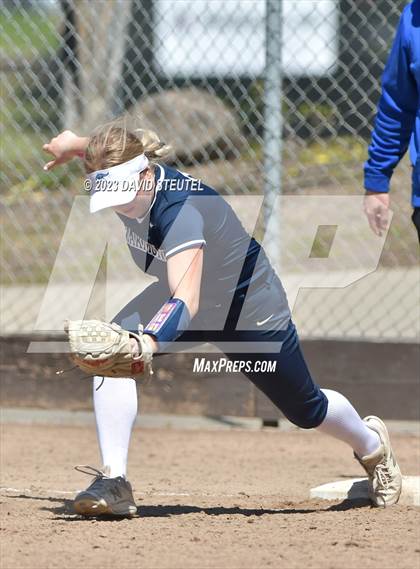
<box><xmin>117</xmin><ymin>164</ymin><xmax>290</xmax><ymax>328</ymax></box>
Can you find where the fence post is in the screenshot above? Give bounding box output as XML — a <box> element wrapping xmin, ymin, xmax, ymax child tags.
<box><xmin>263</xmin><ymin>0</ymin><xmax>283</xmax><ymax>271</ymax></box>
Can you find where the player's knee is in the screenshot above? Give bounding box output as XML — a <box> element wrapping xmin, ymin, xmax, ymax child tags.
<box><xmin>284</xmin><ymin>391</ymin><xmax>328</xmax><ymax>429</ymax></box>
<box><xmin>113</xmin><ymin>311</ymin><xmax>142</xmax><ymax>333</ymax></box>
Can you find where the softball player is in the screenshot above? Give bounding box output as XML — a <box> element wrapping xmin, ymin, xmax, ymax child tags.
<box><xmin>43</xmin><ymin>125</ymin><xmax>402</xmax><ymax>517</ymax></box>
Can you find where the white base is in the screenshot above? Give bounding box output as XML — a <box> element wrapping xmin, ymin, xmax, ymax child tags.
<box><xmin>310</xmin><ymin>475</ymin><xmax>420</xmax><ymax>506</ymax></box>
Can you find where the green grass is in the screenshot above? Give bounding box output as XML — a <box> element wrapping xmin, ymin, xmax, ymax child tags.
<box><xmin>0</xmin><ymin>6</ymin><xmax>61</xmax><ymax>60</ymax></box>
<box><xmin>298</xmin><ymin>138</ymin><xmax>366</xmax><ymax>166</ymax></box>
<box><xmin>0</xmin><ymin>92</ymin><xmax>82</xmax><ymax>198</ymax></box>
<box><xmin>0</xmin><ymin>121</ymin><xmax>85</xmax><ymax>200</ymax></box>
<box><xmin>248</xmin><ymin>136</ymin><xmax>366</xmax><ymax>171</ymax></box>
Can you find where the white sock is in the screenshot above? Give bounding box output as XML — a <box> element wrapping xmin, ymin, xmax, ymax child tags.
<box><xmin>93</xmin><ymin>375</ymin><xmax>138</xmax><ymax>478</ymax></box>
<box><xmin>317</xmin><ymin>389</ymin><xmax>381</xmax><ymax>457</ymax></box>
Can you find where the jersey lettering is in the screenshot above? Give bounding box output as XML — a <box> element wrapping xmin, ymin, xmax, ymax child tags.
<box><xmin>125</xmin><ymin>226</ymin><xmax>166</xmax><ymax>262</ymax></box>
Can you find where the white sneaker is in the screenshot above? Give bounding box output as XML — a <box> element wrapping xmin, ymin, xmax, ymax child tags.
<box><xmin>74</xmin><ymin>465</ymin><xmax>137</xmax><ymax>517</ymax></box>
<box><xmin>355</xmin><ymin>416</ymin><xmax>402</xmax><ymax>507</ymax></box>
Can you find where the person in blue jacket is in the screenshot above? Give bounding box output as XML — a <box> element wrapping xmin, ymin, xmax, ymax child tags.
<box><xmin>364</xmin><ymin>0</ymin><xmax>420</xmax><ymax>240</ymax></box>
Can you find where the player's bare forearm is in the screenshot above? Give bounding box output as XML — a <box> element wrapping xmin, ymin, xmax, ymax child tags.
<box><xmin>167</xmin><ymin>247</ymin><xmax>204</xmax><ymax>318</ymax></box>
<box><xmin>74</xmin><ymin>135</ymin><xmax>90</xmax><ymax>154</ymax></box>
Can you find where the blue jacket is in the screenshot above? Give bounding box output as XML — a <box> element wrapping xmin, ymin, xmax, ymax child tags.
<box><xmin>364</xmin><ymin>1</ymin><xmax>420</xmax><ymax>206</ymax></box>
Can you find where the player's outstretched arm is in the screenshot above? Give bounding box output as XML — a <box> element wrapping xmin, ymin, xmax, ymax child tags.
<box><xmin>139</xmin><ymin>246</ymin><xmax>204</xmax><ymax>355</ymax></box>
<box><xmin>42</xmin><ymin>130</ymin><xmax>90</xmax><ymax>171</ymax></box>
<box><xmin>167</xmin><ymin>246</ymin><xmax>204</xmax><ymax>318</ymax></box>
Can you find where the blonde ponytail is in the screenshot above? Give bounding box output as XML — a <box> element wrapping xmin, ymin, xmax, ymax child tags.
<box><xmin>133</xmin><ymin>128</ymin><xmax>172</xmax><ymax>161</ymax></box>
<box><xmin>84</xmin><ymin>117</ymin><xmax>172</xmax><ymax>174</ymax></box>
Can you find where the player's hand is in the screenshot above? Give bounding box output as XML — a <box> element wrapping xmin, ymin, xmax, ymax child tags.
<box><xmin>42</xmin><ymin>130</ymin><xmax>84</xmax><ymax>171</ymax></box>
<box><xmin>363</xmin><ymin>191</ymin><xmax>390</xmax><ymax>236</ymax></box>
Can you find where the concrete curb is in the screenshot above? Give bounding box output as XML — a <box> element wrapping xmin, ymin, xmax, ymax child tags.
<box><xmin>0</xmin><ymin>407</ymin><xmax>262</xmax><ymax>430</ymax></box>
<box><xmin>1</xmin><ymin>408</ymin><xmax>419</xmax><ymax>434</ymax></box>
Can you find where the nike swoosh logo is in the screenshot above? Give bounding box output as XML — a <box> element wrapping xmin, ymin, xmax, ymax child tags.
<box><xmin>256</xmin><ymin>314</ymin><xmax>274</xmax><ymax>326</ymax></box>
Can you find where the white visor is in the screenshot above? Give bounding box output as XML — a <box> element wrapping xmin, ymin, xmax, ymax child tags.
<box><xmin>87</xmin><ymin>153</ymin><xmax>149</xmax><ymax>213</ymax></box>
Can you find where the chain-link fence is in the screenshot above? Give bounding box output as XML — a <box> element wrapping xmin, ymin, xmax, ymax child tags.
<box><xmin>1</xmin><ymin>0</ymin><xmax>418</xmax><ymax>341</ymax></box>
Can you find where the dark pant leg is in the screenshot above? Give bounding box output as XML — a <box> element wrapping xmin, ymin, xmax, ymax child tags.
<box><xmin>217</xmin><ymin>322</ymin><xmax>328</xmax><ymax>429</ymax></box>
<box><xmin>112</xmin><ymin>282</ymin><xmax>170</xmax><ymax>332</ymax></box>
<box><xmin>112</xmin><ymin>282</ymin><xmax>207</xmax><ymax>355</ymax></box>
<box><xmin>114</xmin><ymin>286</ymin><xmax>327</xmax><ymax>426</ymax></box>
<box><xmin>411</xmin><ymin>207</ymin><xmax>420</xmax><ymax>243</ymax></box>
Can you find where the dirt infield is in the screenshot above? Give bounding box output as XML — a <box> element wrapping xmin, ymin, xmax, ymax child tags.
<box><xmin>1</xmin><ymin>423</ymin><xmax>419</xmax><ymax>569</ymax></box>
